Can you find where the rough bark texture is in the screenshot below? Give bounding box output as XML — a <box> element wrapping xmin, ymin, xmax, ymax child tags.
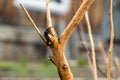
<box><xmin>44</xmin><ymin>0</ymin><xmax>94</xmax><ymax>79</ymax></box>
<box><xmin>21</xmin><ymin>0</ymin><xmax>94</xmax><ymax>80</ymax></box>
<box><xmin>45</xmin><ymin>27</ymin><xmax>74</xmax><ymax>80</ymax></box>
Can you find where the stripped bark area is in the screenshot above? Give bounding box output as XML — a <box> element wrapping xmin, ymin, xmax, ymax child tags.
<box><xmin>20</xmin><ymin>0</ymin><xmax>94</xmax><ymax>79</ymax></box>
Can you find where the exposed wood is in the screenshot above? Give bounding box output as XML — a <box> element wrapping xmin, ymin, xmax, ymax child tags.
<box><xmin>107</xmin><ymin>0</ymin><xmax>114</xmax><ymax>80</ymax></box>
<box><xmin>85</xmin><ymin>12</ymin><xmax>97</xmax><ymax>80</ymax></box>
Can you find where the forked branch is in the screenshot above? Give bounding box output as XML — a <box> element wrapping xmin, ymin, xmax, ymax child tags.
<box><xmin>20</xmin><ymin>3</ymin><xmax>46</xmax><ymax>45</ymax></box>
<box><xmin>20</xmin><ymin>0</ymin><xmax>94</xmax><ymax>80</ymax></box>
<box><xmin>60</xmin><ymin>0</ymin><xmax>94</xmax><ymax>47</ymax></box>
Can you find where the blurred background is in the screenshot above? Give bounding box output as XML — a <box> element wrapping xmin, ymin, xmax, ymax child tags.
<box><xmin>0</xmin><ymin>0</ymin><xmax>120</xmax><ymax>80</ymax></box>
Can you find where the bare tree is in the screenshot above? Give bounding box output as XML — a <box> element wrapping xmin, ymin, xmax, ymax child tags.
<box><xmin>20</xmin><ymin>0</ymin><xmax>94</xmax><ymax>80</ymax></box>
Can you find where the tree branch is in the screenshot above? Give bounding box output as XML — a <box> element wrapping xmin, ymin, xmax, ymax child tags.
<box><xmin>85</xmin><ymin>12</ymin><xmax>97</xmax><ymax>80</ymax></box>
<box><xmin>20</xmin><ymin>3</ymin><xmax>46</xmax><ymax>45</ymax></box>
<box><xmin>46</xmin><ymin>0</ymin><xmax>52</xmax><ymax>27</ymax></box>
<box><xmin>98</xmin><ymin>42</ymin><xmax>108</xmax><ymax>64</ymax></box>
<box><xmin>98</xmin><ymin>42</ymin><xmax>117</xmax><ymax>79</ymax></box>
<box><xmin>60</xmin><ymin>0</ymin><xmax>94</xmax><ymax>47</ymax></box>
<box><xmin>114</xmin><ymin>57</ymin><xmax>120</xmax><ymax>72</ymax></box>
<box><xmin>77</xmin><ymin>25</ymin><xmax>106</xmax><ymax>78</ymax></box>
<box><xmin>107</xmin><ymin>0</ymin><xmax>114</xmax><ymax>79</ymax></box>
<box><xmin>77</xmin><ymin>24</ymin><xmax>94</xmax><ymax>75</ymax></box>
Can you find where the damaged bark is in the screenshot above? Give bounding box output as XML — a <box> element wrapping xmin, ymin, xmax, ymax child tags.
<box><xmin>20</xmin><ymin>0</ymin><xmax>94</xmax><ymax>79</ymax></box>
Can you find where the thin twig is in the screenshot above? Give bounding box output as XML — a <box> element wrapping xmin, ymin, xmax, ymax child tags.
<box><xmin>98</xmin><ymin>42</ymin><xmax>117</xmax><ymax>79</ymax></box>
<box><xmin>46</xmin><ymin>0</ymin><xmax>52</xmax><ymax>27</ymax></box>
<box><xmin>114</xmin><ymin>57</ymin><xmax>120</xmax><ymax>72</ymax></box>
<box><xmin>107</xmin><ymin>0</ymin><xmax>114</xmax><ymax>79</ymax></box>
<box><xmin>19</xmin><ymin>3</ymin><xmax>46</xmax><ymax>45</ymax></box>
<box><xmin>77</xmin><ymin>25</ymin><xmax>106</xmax><ymax>77</ymax></box>
<box><xmin>86</xmin><ymin>52</ymin><xmax>94</xmax><ymax>75</ymax></box>
<box><xmin>97</xmin><ymin>65</ymin><xmax>107</xmax><ymax>77</ymax></box>
<box><xmin>98</xmin><ymin>42</ymin><xmax>108</xmax><ymax>64</ymax></box>
<box><xmin>85</xmin><ymin>11</ymin><xmax>97</xmax><ymax>80</ymax></box>
<box><xmin>77</xmin><ymin>24</ymin><xmax>94</xmax><ymax>75</ymax></box>
<box><xmin>60</xmin><ymin>0</ymin><xmax>94</xmax><ymax>47</ymax></box>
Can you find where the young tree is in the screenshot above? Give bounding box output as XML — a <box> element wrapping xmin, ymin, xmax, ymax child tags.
<box><xmin>20</xmin><ymin>0</ymin><xmax>94</xmax><ymax>80</ymax></box>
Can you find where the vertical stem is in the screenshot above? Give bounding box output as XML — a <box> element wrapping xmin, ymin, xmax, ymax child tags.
<box><xmin>46</xmin><ymin>0</ymin><xmax>52</xmax><ymax>27</ymax></box>
<box><xmin>107</xmin><ymin>0</ymin><xmax>114</xmax><ymax>79</ymax></box>
<box><xmin>85</xmin><ymin>12</ymin><xmax>98</xmax><ymax>80</ymax></box>
<box><xmin>98</xmin><ymin>42</ymin><xmax>117</xmax><ymax>79</ymax></box>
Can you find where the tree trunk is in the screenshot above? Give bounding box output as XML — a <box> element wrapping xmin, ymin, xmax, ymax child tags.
<box><xmin>45</xmin><ymin>27</ymin><xmax>74</xmax><ymax>80</ymax></box>
<box><xmin>51</xmin><ymin>45</ymin><xmax>73</xmax><ymax>80</ymax></box>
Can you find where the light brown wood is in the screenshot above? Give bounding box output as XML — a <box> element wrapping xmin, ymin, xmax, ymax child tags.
<box><xmin>60</xmin><ymin>0</ymin><xmax>94</xmax><ymax>47</ymax></box>
<box><xmin>85</xmin><ymin>12</ymin><xmax>97</xmax><ymax>80</ymax></box>
<box><xmin>107</xmin><ymin>0</ymin><xmax>114</xmax><ymax>80</ymax></box>
<box><xmin>46</xmin><ymin>0</ymin><xmax>52</xmax><ymax>27</ymax></box>
<box><xmin>20</xmin><ymin>0</ymin><xmax>94</xmax><ymax>79</ymax></box>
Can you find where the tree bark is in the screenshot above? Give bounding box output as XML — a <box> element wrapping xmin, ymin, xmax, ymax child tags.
<box><xmin>45</xmin><ymin>27</ymin><xmax>74</xmax><ymax>80</ymax></box>
<box><xmin>20</xmin><ymin>0</ymin><xmax>94</xmax><ymax>79</ymax></box>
